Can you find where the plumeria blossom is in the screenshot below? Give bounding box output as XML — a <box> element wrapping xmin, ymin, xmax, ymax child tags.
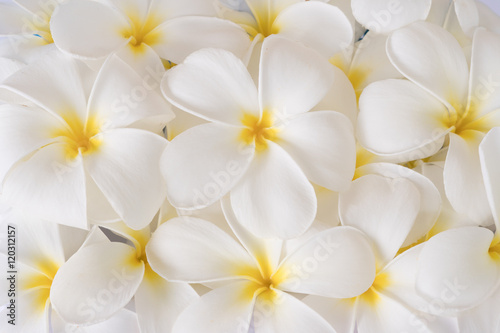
<box><xmin>415</xmin><ymin>127</ymin><xmax>500</xmax><ymax>320</ymax></box>
<box><xmin>145</xmin><ymin>197</ymin><xmax>376</xmax><ymax>333</ymax></box>
<box><xmin>160</xmin><ymin>35</ymin><xmax>356</xmax><ymax>239</ymax></box>
<box><xmin>0</xmin><ymin>203</ymin><xmax>141</xmax><ymax>333</ymax></box>
<box><xmin>0</xmin><ymin>0</ymin><xmax>60</xmax><ymax>62</ymax></box>
<box><xmin>0</xmin><ymin>51</ymin><xmax>171</xmax><ymax>229</ymax></box>
<box><xmin>357</xmin><ymin>21</ymin><xmax>500</xmax><ymax>226</ymax></box>
<box><xmin>50</xmin><ymin>221</ymin><xmax>198</xmax><ymax>331</ymax></box>
<box><xmin>49</xmin><ymin>0</ymin><xmax>251</xmax><ymax>75</ymax></box>
<box><xmin>304</xmin><ymin>173</ymin><xmax>456</xmax><ymax>333</ymax></box>
<box><xmin>217</xmin><ymin>0</ymin><xmax>353</xmax><ymax>60</ymax></box>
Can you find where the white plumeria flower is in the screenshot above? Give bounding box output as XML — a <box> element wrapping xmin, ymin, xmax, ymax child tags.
<box><xmin>350</xmin><ymin>0</ymin><xmax>431</xmax><ymax>34</ymax></box>
<box><xmin>217</xmin><ymin>0</ymin><xmax>353</xmax><ymax>60</ymax></box>
<box><xmin>161</xmin><ymin>35</ymin><xmax>356</xmax><ymax>239</ymax></box>
<box><xmin>49</xmin><ymin>0</ymin><xmax>251</xmax><ymax>75</ymax></box>
<box><xmin>0</xmin><ymin>0</ymin><xmax>61</xmax><ymax>62</ymax></box>
<box><xmin>50</xmin><ymin>221</ymin><xmax>198</xmax><ymax>330</ymax></box>
<box><xmin>0</xmin><ymin>51</ymin><xmax>172</xmax><ymax>229</ymax></box>
<box><xmin>145</xmin><ymin>197</ymin><xmax>376</xmax><ymax>333</ymax></box>
<box><xmin>357</xmin><ymin>22</ymin><xmax>500</xmax><ymax>226</ymax></box>
<box><xmin>304</xmin><ymin>173</ymin><xmax>457</xmax><ymax>333</ymax></box>
<box><xmin>0</xmin><ymin>204</ymin><xmax>139</xmax><ymax>333</ymax></box>
<box><xmin>416</xmin><ymin>127</ymin><xmax>500</xmax><ymax>318</ymax></box>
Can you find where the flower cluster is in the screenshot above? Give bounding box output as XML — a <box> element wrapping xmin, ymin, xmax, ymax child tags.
<box><xmin>0</xmin><ymin>0</ymin><xmax>499</xmax><ymax>332</ymax></box>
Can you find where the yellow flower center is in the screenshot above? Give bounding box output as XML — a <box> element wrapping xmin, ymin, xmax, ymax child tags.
<box><xmin>489</xmin><ymin>236</ymin><xmax>500</xmax><ymax>262</ymax></box>
<box><xmin>443</xmin><ymin>98</ymin><xmax>500</xmax><ymax>137</ymax></box>
<box><xmin>239</xmin><ymin>111</ymin><xmax>279</xmax><ymax>151</ymax></box>
<box><xmin>236</xmin><ymin>251</ymin><xmax>285</xmax><ymax>303</ymax></box>
<box><xmin>52</xmin><ymin>113</ymin><xmax>102</xmax><ymax>159</ymax></box>
<box><xmin>123</xmin><ymin>14</ymin><xmax>163</xmax><ymax>52</ymax></box>
<box><xmin>22</xmin><ymin>258</ymin><xmax>61</xmax><ymax>313</ymax></box>
<box><xmin>358</xmin><ymin>271</ymin><xmax>390</xmax><ymax>306</ymax></box>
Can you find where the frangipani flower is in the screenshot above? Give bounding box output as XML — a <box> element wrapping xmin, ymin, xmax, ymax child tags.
<box><xmin>146</xmin><ymin>197</ymin><xmax>376</xmax><ymax>333</ymax></box>
<box><xmin>415</xmin><ymin>127</ymin><xmax>500</xmax><ymax>318</ymax></box>
<box><xmin>217</xmin><ymin>0</ymin><xmax>353</xmax><ymax>60</ymax></box>
<box><xmin>357</xmin><ymin>22</ymin><xmax>500</xmax><ymax>225</ymax></box>
<box><xmin>304</xmin><ymin>173</ymin><xmax>456</xmax><ymax>333</ymax></box>
<box><xmin>50</xmin><ymin>221</ymin><xmax>198</xmax><ymax>330</ymax></box>
<box><xmin>0</xmin><ymin>51</ymin><xmax>171</xmax><ymax>229</ymax></box>
<box><xmin>161</xmin><ymin>35</ymin><xmax>356</xmax><ymax>239</ymax></box>
<box><xmin>0</xmin><ymin>205</ymin><xmax>138</xmax><ymax>333</ymax></box>
<box><xmin>49</xmin><ymin>0</ymin><xmax>251</xmax><ymax>75</ymax></box>
<box><xmin>0</xmin><ymin>0</ymin><xmax>59</xmax><ymax>61</ymax></box>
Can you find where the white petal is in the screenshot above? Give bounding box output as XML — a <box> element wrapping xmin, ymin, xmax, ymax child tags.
<box><xmin>86</xmin><ymin>176</ymin><xmax>120</xmax><ymax>224</ymax></box>
<box><xmin>162</xmin><ymin>123</ymin><xmax>254</xmax><ymax>209</ymax></box>
<box><xmin>357</xmin><ymin>79</ymin><xmax>449</xmax><ymax>157</ymax></box>
<box><xmin>135</xmin><ymin>279</ymin><xmax>198</xmax><ymax>333</ymax></box>
<box><xmin>302</xmin><ymin>295</ymin><xmax>356</xmax><ymax>333</ymax></box>
<box><xmin>380</xmin><ymin>245</ymin><xmax>430</xmax><ymax>312</ymax></box>
<box><xmin>172</xmin><ymin>280</ymin><xmax>256</xmax><ymax>333</ymax></box>
<box><xmin>64</xmin><ymin>308</ymin><xmax>141</xmax><ymax>333</ymax></box>
<box><xmin>356</xmin><ymin>291</ymin><xmax>439</xmax><ymax>333</ymax></box>
<box><xmin>259</xmin><ymin>35</ymin><xmax>335</xmax><ymax>117</ymax></box>
<box><xmin>387</xmin><ymin>21</ymin><xmax>469</xmax><ymax>108</ymax></box>
<box><xmin>351</xmin><ymin>0</ymin><xmax>431</xmax><ymax>33</ymax></box>
<box><xmin>114</xmin><ymin>42</ymin><xmax>166</xmax><ymax>80</ymax></box>
<box><xmin>469</xmin><ymin>28</ymin><xmax>500</xmax><ymax>117</ymax></box>
<box><xmin>151</xmin><ymin>0</ymin><xmax>218</xmax><ymax>19</ymax></box>
<box><xmin>274</xmin><ymin>1</ymin><xmax>353</xmax><ymax>58</ymax></box>
<box><xmin>253</xmin><ymin>290</ymin><xmax>335</xmax><ymax>333</ymax></box>
<box><xmin>313</xmin><ymin>65</ymin><xmax>358</xmax><ymax>125</ymax></box>
<box><xmin>161</xmin><ymin>48</ymin><xmax>259</xmax><ymax>125</ymax></box>
<box><xmin>0</xmin><ymin>286</ymin><xmax>49</xmax><ymax>332</ymax></box>
<box><xmin>0</xmin><ymin>4</ymin><xmax>35</xmax><ymax>35</ymax></box>
<box><xmin>50</xmin><ymin>0</ymin><xmax>130</xmax><ymax>59</ymax></box>
<box><xmin>356</xmin><ymin>163</ymin><xmax>441</xmax><ymax>247</ymax></box>
<box><xmin>88</xmin><ymin>55</ymin><xmax>173</xmax><ymax>130</ymax></box>
<box><xmin>0</xmin><ymin>104</ymin><xmax>61</xmax><ymax>183</ymax></box>
<box><xmin>15</xmin><ymin>217</ymin><xmax>66</xmax><ymax>272</ymax></box>
<box><xmin>50</xmin><ymin>242</ymin><xmax>145</xmax><ymax>324</ymax></box>
<box><xmin>444</xmin><ymin>131</ymin><xmax>492</xmax><ymax>225</ymax></box>
<box><xmin>458</xmin><ymin>287</ymin><xmax>500</xmax><ymax>333</ymax></box>
<box><xmin>230</xmin><ymin>141</ymin><xmax>317</xmax><ymax>239</ymax></box>
<box><xmin>454</xmin><ymin>0</ymin><xmax>479</xmax><ymax>36</ymax></box>
<box><xmin>278</xmin><ymin>111</ymin><xmax>355</xmax><ymax>191</ymax></box>
<box><xmin>339</xmin><ymin>174</ymin><xmax>420</xmax><ymax>266</ymax></box>
<box><xmin>347</xmin><ymin>33</ymin><xmax>403</xmax><ymax>95</ymax></box>
<box><xmin>84</xmin><ymin>128</ymin><xmax>167</xmax><ymax>230</ymax></box>
<box><xmin>2</xmin><ymin>142</ymin><xmax>87</xmax><ymax>228</ymax></box>
<box><xmin>277</xmin><ymin>226</ymin><xmax>376</xmax><ymax>298</ymax></box>
<box><xmin>480</xmin><ymin>127</ymin><xmax>500</xmax><ymax>231</ymax></box>
<box><xmin>151</xmin><ymin>16</ymin><xmax>251</xmax><ymax>64</ymax></box>
<box><xmin>146</xmin><ymin>216</ymin><xmax>257</xmax><ymax>283</ymax></box>
<box><xmin>0</xmin><ymin>50</ymin><xmax>87</xmax><ymax>119</ymax></box>
<box><xmin>416</xmin><ymin>227</ymin><xmax>500</xmax><ymax>311</ymax></box>
<box><xmin>221</xmin><ymin>195</ymin><xmax>283</xmax><ymax>277</ymax></box>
